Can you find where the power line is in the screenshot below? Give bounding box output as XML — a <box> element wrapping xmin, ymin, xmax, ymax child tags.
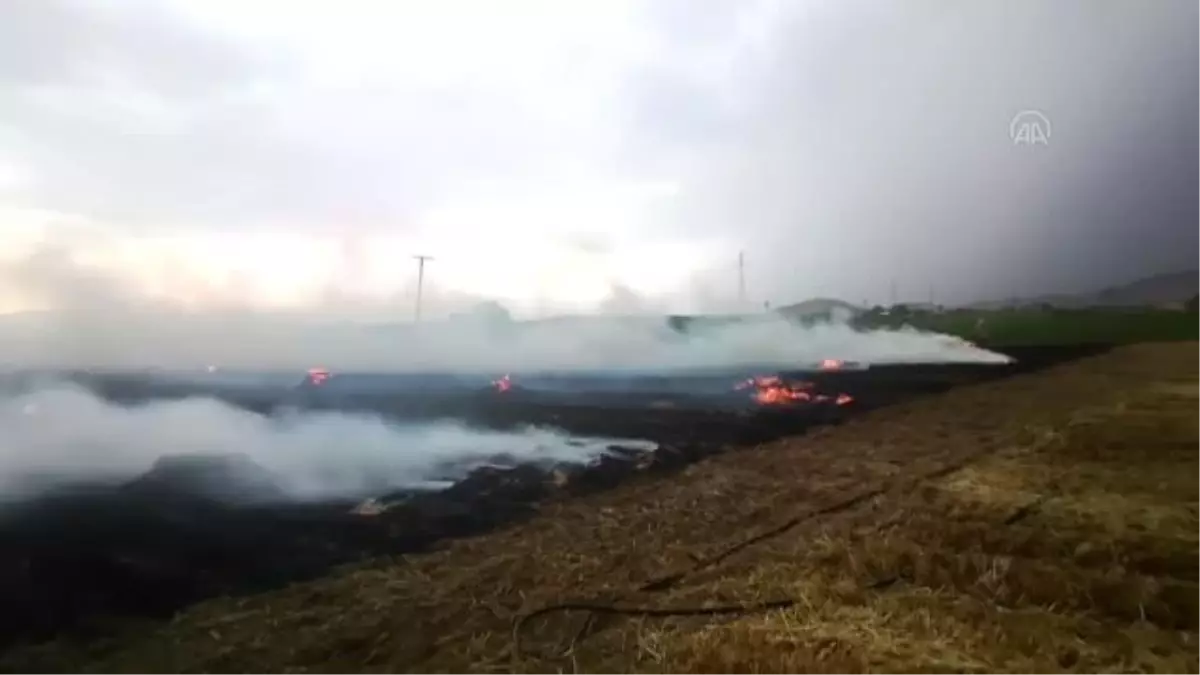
<box><xmin>412</xmin><ymin>254</ymin><xmax>434</xmax><ymax>323</ymax></box>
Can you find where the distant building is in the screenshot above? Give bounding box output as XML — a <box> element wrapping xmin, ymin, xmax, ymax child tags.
<box><xmin>773</xmin><ymin>298</ymin><xmax>866</xmax><ymax>323</ymax></box>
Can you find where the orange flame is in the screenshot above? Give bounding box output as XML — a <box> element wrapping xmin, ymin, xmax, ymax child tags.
<box><xmin>734</xmin><ymin>373</ymin><xmax>852</xmax><ymax>407</ymax></box>
<box><xmin>819</xmin><ymin>358</ymin><xmax>845</xmax><ymax>371</ymax></box>
<box><xmin>735</xmin><ymin>375</ymin><xmax>817</xmax><ymax>405</ymax></box>
<box><xmin>492</xmin><ymin>374</ymin><xmax>513</xmax><ymax>393</ymax></box>
<box><xmin>754</xmin><ymin>385</ymin><xmax>812</xmax><ymax>405</ymax></box>
<box><xmin>307</xmin><ymin>367</ymin><xmax>331</xmax><ymax>386</ymax></box>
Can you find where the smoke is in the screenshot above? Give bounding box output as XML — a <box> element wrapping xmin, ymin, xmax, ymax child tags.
<box><xmin>0</xmin><ymin>242</ymin><xmax>1012</xmax><ymax>371</ymax></box>
<box><xmin>0</xmin><ymin>382</ymin><xmax>650</xmax><ymax>502</ymax></box>
<box><xmin>400</xmin><ymin>313</ymin><xmax>1012</xmax><ymax>372</ymax></box>
<box><xmin>2</xmin><ymin>310</ymin><xmax>1008</xmax><ymax>372</ymax></box>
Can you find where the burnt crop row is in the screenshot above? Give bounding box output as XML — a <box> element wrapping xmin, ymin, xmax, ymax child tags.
<box><xmin>0</xmin><ymin>344</ymin><xmax>1105</xmax><ymax>647</ymax></box>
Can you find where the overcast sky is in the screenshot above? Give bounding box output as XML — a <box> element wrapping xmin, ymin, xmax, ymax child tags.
<box><xmin>0</xmin><ymin>0</ymin><xmax>1196</xmax><ymax>321</ymax></box>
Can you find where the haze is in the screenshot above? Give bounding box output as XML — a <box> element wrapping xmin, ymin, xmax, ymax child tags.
<box><xmin>0</xmin><ymin>381</ymin><xmax>655</xmax><ymax>500</ymax></box>
<box><xmin>0</xmin><ymin>0</ymin><xmax>1195</xmax><ymax>369</ymax></box>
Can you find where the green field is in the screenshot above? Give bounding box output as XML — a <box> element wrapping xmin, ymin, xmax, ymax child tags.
<box><xmin>856</xmin><ymin>307</ymin><xmax>1199</xmax><ymax>346</ymax></box>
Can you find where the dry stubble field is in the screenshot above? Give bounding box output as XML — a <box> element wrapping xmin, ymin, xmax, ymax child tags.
<box><xmin>5</xmin><ymin>342</ymin><xmax>1197</xmax><ymax>673</ymax></box>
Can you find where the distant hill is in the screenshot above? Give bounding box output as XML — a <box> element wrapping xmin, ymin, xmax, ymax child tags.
<box><xmin>968</xmin><ymin>270</ymin><xmax>1198</xmax><ymax>310</ymax></box>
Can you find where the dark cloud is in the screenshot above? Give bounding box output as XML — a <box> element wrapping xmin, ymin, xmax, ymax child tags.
<box><xmin>664</xmin><ymin>0</ymin><xmax>1198</xmax><ymax>306</ymax></box>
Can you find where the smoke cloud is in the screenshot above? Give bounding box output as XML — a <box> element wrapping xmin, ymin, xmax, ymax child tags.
<box><xmin>0</xmin><ymin>382</ymin><xmax>652</xmax><ymax>502</ymax></box>
<box><xmin>0</xmin><ymin>241</ymin><xmax>1010</xmax><ymax>371</ymax></box>
<box><xmin>2</xmin><ymin>309</ymin><xmax>1008</xmax><ymax>372</ymax></box>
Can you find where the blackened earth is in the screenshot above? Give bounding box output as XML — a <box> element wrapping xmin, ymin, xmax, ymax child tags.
<box><xmin>0</xmin><ymin>344</ymin><xmax>1108</xmax><ymax>646</ymax></box>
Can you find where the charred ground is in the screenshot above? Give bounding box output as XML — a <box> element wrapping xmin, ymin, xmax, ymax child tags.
<box><xmin>3</xmin><ymin>342</ymin><xmax>1188</xmax><ymax>673</ymax></box>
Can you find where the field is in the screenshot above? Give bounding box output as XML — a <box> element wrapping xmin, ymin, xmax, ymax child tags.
<box><xmin>858</xmin><ymin>307</ymin><xmax>1199</xmax><ymax>346</ymax></box>
<box><xmin>3</xmin><ymin>341</ymin><xmax>1195</xmax><ymax>673</ymax></box>
<box><xmin>0</xmin><ymin>355</ymin><xmax>1046</xmax><ymax>651</ymax></box>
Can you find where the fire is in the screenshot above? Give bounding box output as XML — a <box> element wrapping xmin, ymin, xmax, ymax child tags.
<box><xmin>819</xmin><ymin>358</ymin><xmax>845</xmax><ymax>371</ymax></box>
<box><xmin>754</xmin><ymin>384</ymin><xmax>812</xmax><ymax>405</ymax></box>
<box><xmin>492</xmin><ymin>374</ymin><xmax>513</xmax><ymax>393</ymax></box>
<box><xmin>735</xmin><ymin>375</ymin><xmax>816</xmax><ymax>405</ymax></box>
<box><xmin>306</xmin><ymin>367</ymin><xmax>331</xmax><ymax>386</ymax></box>
<box><xmin>734</xmin><ymin>374</ymin><xmax>853</xmax><ymax>407</ymax></box>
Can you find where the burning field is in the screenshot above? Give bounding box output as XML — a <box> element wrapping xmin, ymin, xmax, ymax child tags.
<box><xmin>0</xmin><ymin>341</ymin><xmax>1143</xmax><ymax>667</ymax></box>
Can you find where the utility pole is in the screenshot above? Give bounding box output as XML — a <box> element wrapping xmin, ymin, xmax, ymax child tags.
<box><xmin>889</xmin><ymin>279</ymin><xmax>898</xmax><ymax>307</ymax></box>
<box><xmin>737</xmin><ymin>251</ymin><xmax>746</xmax><ymax>308</ymax></box>
<box><xmin>412</xmin><ymin>254</ymin><xmax>434</xmax><ymax>323</ymax></box>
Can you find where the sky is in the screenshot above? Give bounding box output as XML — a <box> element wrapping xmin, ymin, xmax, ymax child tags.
<box><xmin>0</xmin><ymin>0</ymin><xmax>1196</xmax><ymax>325</ymax></box>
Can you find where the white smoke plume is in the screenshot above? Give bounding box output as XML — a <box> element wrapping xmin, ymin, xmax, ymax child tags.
<box><xmin>0</xmin><ymin>382</ymin><xmax>650</xmax><ymax>502</ymax></box>
<box><xmin>396</xmin><ymin>314</ymin><xmax>1010</xmax><ymax>373</ymax></box>
<box><xmin>0</xmin><ymin>244</ymin><xmax>1013</xmax><ymax>371</ymax></box>
<box><xmin>2</xmin><ymin>310</ymin><xmax>1008</xmax><ymax>373</ymax></box>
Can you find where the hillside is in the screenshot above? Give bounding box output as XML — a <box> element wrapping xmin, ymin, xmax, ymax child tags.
<box><xmin>969</xmin><ymin>270</ymin><xmax>1197</xmax><ymax>310</ymax></box>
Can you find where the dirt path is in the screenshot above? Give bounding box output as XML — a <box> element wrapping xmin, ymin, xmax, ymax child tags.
<box><xmin>6</xmin><ymin>342</ymin><xmax>1197</xmax><ymax>673</ymax></box>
